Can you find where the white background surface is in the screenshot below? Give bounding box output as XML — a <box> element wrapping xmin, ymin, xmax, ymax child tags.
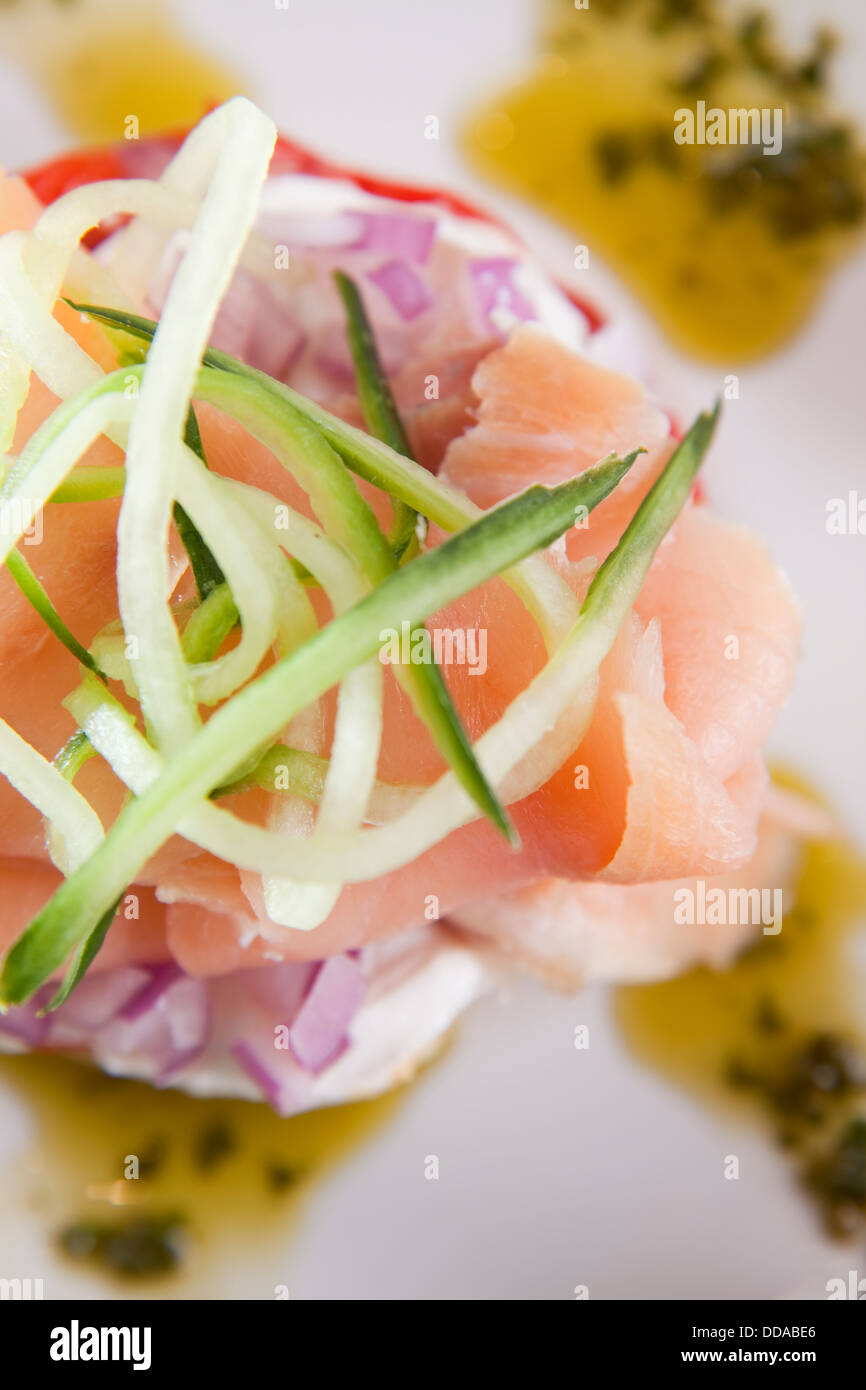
<box><xmin>0</xmin><ymin>0</ymin><xmax>864</xmax><ymax>1299</ymax></box>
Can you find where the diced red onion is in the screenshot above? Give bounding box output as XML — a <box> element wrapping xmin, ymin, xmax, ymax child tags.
<box><xmin>353</xmin><ymin>211</ymin><xmax>436</xmax><ymax>264</ymax></box>
<box><xmin>470</xmin><ymin>258</ymin><xmax>535</xmax><ymax>329</ymax></box>
<box><xmin>0</xmin><ymin>990</ymin><xmax>52</xmax><ymax>1047</ymax></box>
<box><xmin>163</xmin><ymin>976</ymin><xmax>210</xmax><ymax>1053</ymax></box>
<box><xmin>209</xmin><ymin>274</ymin><xmax>257</xmax><ymax>360</ymax></box>
<box><xmin>250</xmin><ymin>960</ymin><xmax>319</xmax><ymax>1024</ymax></box>
<box><xmin>367</xmin><ymin>259</ymin><xmax>433</xmax><ymax>322</ymax></box>
<box><xmin>2</xmin><ymin>944</ymin><xmax>364</xmax><ymax>1104</ymax></box>
<box><xmin>231</xmin><ymin>1039</ymin><xmax>304</xmax><ymax>1116</ymax></box>
<box><xmin>157</xmin><ymin>1044</ymin><xmax>206</xmax><ymax>1082</ymax></box>
<box><xmin>209</xmin><ymin>271</ymin><xmax>307</xmax><ymax>382</ymax></box>
<box><xmin>95</xmin><ymin>970</ymin><xmax>209</xmax><ymax>1076</ymax></box>
<box><xmin>120</xmin><ymin>962</ymin><xmax>184</xmax><ymax>1021</ymax></box>
<box><xmin>51</xmin><ymin>966</ymin><xmax>152</xmax><ymax>1032</ymax></box>
<box><xmin>289</xmin><ymin>954</ymin><xmax>365</xmax><ymax>1074</ymax></box>
<box><xmin>95</xmin><ymin>1004</ymin><xmax>172</xmax><ymax>1064</ymax></box>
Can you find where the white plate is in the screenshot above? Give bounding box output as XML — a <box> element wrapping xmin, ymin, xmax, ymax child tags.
<box><xmin>0</xmin><ymin>0</ymin><xmax>864</xmax><ymax>1300</ymax></box>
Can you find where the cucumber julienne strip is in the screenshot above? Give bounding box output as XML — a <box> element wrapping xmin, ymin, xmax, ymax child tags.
<box><xmin>219</xmin><ymin>458</ymin><xmax>383</xmax><ymax>930</ymax></box>
<box><xmin>0</xmin><ymin>717</ymin><xmax>103</xmax><ymax>880</ymax></box>
<box><xmin>0</xmin><ymin>381</ymin><xmax>132</xmax><ymax>568</ymax></box>
<box><xmin>211</xmin><ymin>743</ymin><xmax>418</xmax><ymax>823</ymax></box>
<box><xmin>114</xmin><ymin>97</ymin><xmax>276</xmax><ymax>758</ymax></box>
<box><xmin>173</xmin><ymin>405</ymin><xmax>225</xmax><ymax>601</ymax></box>
<box><xmin>49</xmin><ymin>468</ymin><xmax>125</xmax><ymax>502</ymax></box>
<box><xmin>53</xmin><ymin>728</ymin><xmax>94</xmax><ymax>782</ymax></box>
<box><xmin>44</xmin><ymin>902</ymin><xmax>120</xmax><ymax>1013</ymax></box>
<box><xmin>5</xmin><ymin>549</ymin><xmax>106</xmax><ymax>680</ymax></box>
<box><xmin>0</xmin><ymin>453</ymin><xmax>632</xmax><ymax>1005</ymax></box>
<box><xmin>45</xmin><ymin>580</ymin><xmax>255</xmax><ymax>1011</ymax></box>
<box><xmin>190</xmin><ymin>363</ymin><xmax>516</xmax><ymax>845</ymax></box>
<box><xmin>66</xmin><ymin>304</ymin><xmax>579</xmax><ymax>645</ymax></box>
<box><xmin>180</xmin><ymin>581</ymin><xmax>239</xmax><ymax>663</ymax></box>
<box><xmin>332</xmin><ymin>268</ymin><xmax>512</xmax><ymax>844</ymax></box>
<box><xmin>584</xmin><ymin>403</ymin><xmax>719</xmax><ymax>618</ymax></box>
<box><xmin>171</xmin><ymin>440</ymin><xmax>284</xmax><ymax>706</ymax></box>
<box><xmin>333</xmin><ymin>269</ymin><xmax>423</xmax><ymax>561</ymax></box>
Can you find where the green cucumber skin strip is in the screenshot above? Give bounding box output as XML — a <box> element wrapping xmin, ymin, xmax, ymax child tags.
<box><xmin>0</xmin><ymin>456</ymin><xmax>631</xmax><ymax>1005</ymax></box>
<box><xmin>212</xmin><ymin>743</ymin><xmax>413</xmax><ymax>809</ymax></box>
<box><xmin>173</xmin><ymin>405</ymin><xmax>226</xmax><ymax>600</ymax></box>
<box><xmin>213</xmin><ymin>743</ymin><xmax>330</xmax><ymax>801</ymax></box>
<box><xmin>330</xmin><ymin>271</ymin><xmax>509</xmax><ymax>838</ymax></box>
<box><xmin>333</xmin><ymin>270</ymin><xmax>414</xmax><ymax>464</ymax></box>
<box><xmin>53</xmin><ymin>728</ymin><xmax>95</xmax><ymax>781</ymax></box>
<box><xmin>582</xmin><ymin>404</ymin><xmax>719</xmax><ymax>622</ymax></box>
<box><xmin>195</xmin><ymin>365</ymin><xmax>393</xmax><ymax>585</ymax></box>
<box><xmin>180</xmin><ymin>581</ymin><xmax>239</xmax><ymax>663</ymax></box>
<box><xmin>44</xmin><ymin>902</ymin><xmax>119</xmax><ymax>1013</ymax></box>
<box><xmin>5</xmin><ymin>549</ymin><xmax>101</xmax><ymax>676</ymax></box>
<box><xmin>50</xmin><ymin>468</ymin><xmax>125</xmax><ymax>503</ymax></box>
<box><xmin>67</xmin><ymin>305</ymin><xmax>475</xmax><ymax>530</ymax></box>
<box><xmin>333</xmin><ymin>269</ymin><xmax>419</xmax><ymax>560</ymax></box>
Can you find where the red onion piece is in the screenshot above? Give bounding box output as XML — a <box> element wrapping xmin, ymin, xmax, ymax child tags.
<box><xmin>353</xmin><ymin>211</ymin><xmax>436</xmax><ymax>264</ymax></box>
<box><xmin>231</xmin><ymin>1039</ymin><xmax>304</xmax><ymax>1115</ymax></box>
<box><xmin>51</xmin><ymin>966</ymin><xmax>152</xmax><ymax>1032</ymax></box>
<box><xmin>250</xmin><ymin>960</ymin><xmax>319</xmax><ymax>1023</ymax></box>
<box><xmin>209</xmin><ymin>279</ymin><xmax>257</xmax><ymax>360</ymax></box>
<box><xmin>120</xmin><ymin>962</ymin><xmax>185</xmax><ymax>1021</ymax></box>
<box><xmin>289</xmin><ymin>955</ymin><xmax>365</xmax><ymax>1074</ymax></box>
<box><xmin>163</xmin><ymin>976</ymin><xmax>210</xmax><ymax>1053</ymax></box>
<box><xmin>95</xmin><ymin>971</ymin><xmax>210</xmax><ymax>1078</ymax></box>
<box><xmin>95</xmin><ymin>1003</ymin><xmax>173</xmax><ymax>1064</ymax></box>
<box><xmin>209</xmin><ymin>270</ymin><xmax>307</xmax><ymax>381</ymax></box>
<box><xmin>367</xmin><ymin>259</ymin><xmax>433</xmax><ymax>322</ymax></box>
<box><xmin>0</xmin><ymin>990</ymin><xmax>52</xmax><ymax>1046</ymax></box>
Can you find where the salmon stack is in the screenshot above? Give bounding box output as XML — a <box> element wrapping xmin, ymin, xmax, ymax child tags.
<box><xmin>0</xmin><ymin>100</ymin><xmax>803</xmax><ymax>1112</ymax></box>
